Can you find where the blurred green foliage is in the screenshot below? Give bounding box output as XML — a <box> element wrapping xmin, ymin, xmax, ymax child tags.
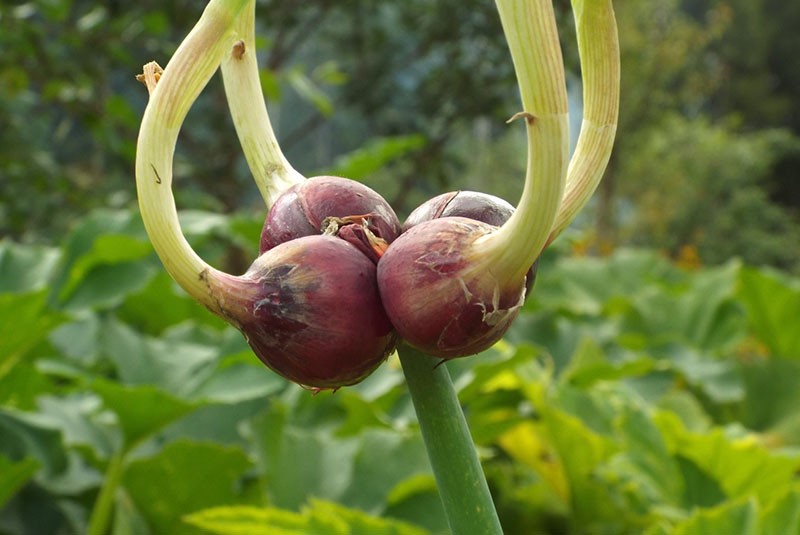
<box><xmin>0</xmin><ymin>215</ymin><xmax>799</xmax><ymax>533</ymax></box>
<box><xmin>2</xmin><ymin>0</ymin><xmax>800</xmax><ymax>533</ymax></box>
<box><xmin>2</xmin><ymin>0</ymin><xmax>798</xmax><ymax>271</ymax></box>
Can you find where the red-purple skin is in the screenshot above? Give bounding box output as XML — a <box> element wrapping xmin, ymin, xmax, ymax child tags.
<box><xmin>403</xmin><ymin>190</ymin><xmax>538</xmax><ymax>297</ymax></box>
<box><xmin>260</xmin><ymin>176</ymin><xmax>401</xmax><ymax>262</ymax></box>
<box><xmin>216</xmin><ymin>235</ymin><xmax>397</xmax><ymax>389</ymax></box>
<box><xmin>377</xmin><ymin>217</ymin><xmax>525</xmax><ymax>359</ymax></box>
<box><xmin>404</xmin><ymin>191</ymin><xmax>515</xmax><ymax>230</ymax></box>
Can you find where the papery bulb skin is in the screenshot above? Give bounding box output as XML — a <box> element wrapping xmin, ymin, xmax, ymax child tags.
<box><xmin>215</xmin><ymin>235</ymin><xmax>397</xmax><ymax>389</ymax></box>
<box><xmin>260</xmin><ymin>176</ymin><xmax>401</xmax><ymax>262</ymax></box>
<box><xmin>403</xmin><ymin>191</ymin><xmax>538</xmax><ymax>296</ymax></box>
<box><xmin>404</xmin><ymin>191</ymin><xmax>515</xmax><ymax>231</ymax></box>
<box><xmin>377</xmin><ymin>217</ymin><xmax>525</xmax><ymax>359</ymax></box>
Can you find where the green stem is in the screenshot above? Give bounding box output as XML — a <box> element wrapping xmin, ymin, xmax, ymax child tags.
<box><xmin>399</xmin><ymin>346</ymin><xmax>503</xmax><ymax>535</ymax></box>
<box><xmin>479</xmin><ymin>0</ymin><xmax>569</xmax><ymax>284</ymax></box>
<box><xmin>220</xmin><ymin>0</ymin><xmax>304</xmax><ymax>208</ymax></box>
<box><xmin>548</xmin><ymin>0</ymin><xmax>620</xmax><ymax>243</ymax></box>
<box><xmin>86</xmin><ymin>450</ymin><xmax>125</xmax><ymax>535</ymax></box>
<box><xmin>135</xmin><ymin>0</ymin><xmax>249</xmax><ymax>311</ymax></box>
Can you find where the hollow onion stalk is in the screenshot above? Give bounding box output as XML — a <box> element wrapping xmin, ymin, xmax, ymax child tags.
<box><xmin>220</xmin><ymin>0</ymin><xmax>304</xmax><ymax>208</ymax></box>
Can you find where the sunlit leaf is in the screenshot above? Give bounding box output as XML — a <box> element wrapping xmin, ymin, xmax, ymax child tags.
<box><xmin>656</xmin><ymin>411</ymin><xmax>800</xmax><ymax>505</ymax></box>
<box><xmin>185</xmin><ymin>505</ymin><xmax>306</xmax><ymax>535</ymax></box>
<box><xmin>672</xmin><ymin>497</ymin><xmax>758</xmax><ymax>535</ymax></box>
<box><xmin>184</xmin><ymin>500</ymin><xmax>429</xmax><ymax>535</ymax></box>
<box><xmin>760</xmin><ymin>485</ymin><xmax>800</xmax><ymax>534</ymax></box>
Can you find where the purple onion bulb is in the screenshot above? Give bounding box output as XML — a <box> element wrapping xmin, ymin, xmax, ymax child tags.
<box><xmin>403</xmin><ymin>190</ymin><xmax>538</xmax><ymax>298</ymax></box>
<box><xmin>377</xmin><ymin>216</ymin><xmax>525</xmax><ymax>359</ymax></box>
<box><xmin>260</xmin><ymin>176</ymin><xmax>401</xmax><ymax>263</ymax></box>
<box><xmin>377</xmin><ymin>191</ymin><xmax>540</xmax><ymax>359</ymax></box>
<box><xmin>215</xmin><ymin>235</ymin><xmax>397</xmax><ymax>389</ymax></box>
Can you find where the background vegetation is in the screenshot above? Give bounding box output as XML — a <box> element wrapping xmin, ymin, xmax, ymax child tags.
<box><xmin>1</xmin><ymin>0</ymin><xmax>799</xmax><ymax>534</ymax></box>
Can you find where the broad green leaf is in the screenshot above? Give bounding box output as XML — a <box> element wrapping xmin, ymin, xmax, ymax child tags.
<box><xmin>760</xmin><ymin>485</ymin><xmax>800</xmax><ymax>535</ymax></box>
<box><xmin>623</xmin><ymin>262</ymin><xmax>743</xmax><ymax>351</ymax></box>
<box><xmin>0</xmin><ymin>408</ymin><xmax>67</xmax><ymax>477</ymax></box>
<box><xmin>92</xmin><ymin>380</ymin><xmax>199</xmax><ymax>447</ymax></box>
<box><xmin>57</xmin><ymin>234</ymin><xmax>152</xmax><ymax>301</ymax></box>
<box><xmin>117</xmin><ymin>272</ymin><xmax>225</xmax><ymax>335</ymax></box>
<box><xmin>35</xmin><ymin>393</ymin><xmax>117</xmax><ymax>460</ymax></box>
<box><xmin>339</xmin><ymin>429</ymin><xmax>431</xmax><ymax>514</ymax></box>
<box><xmin>327</xmin><ymin>135</ymin><xmax>426</xmax><ymax>181</ymax></box>
<box><xmin>112</xmin><ymin>491</ymin><xmax>151</xmax><ymax>535</ymax></box>
<box><xmin>61</xmin><ymin>260</ymin><xmax>155</xmax><ymax>311</ymax></box>
<box><xmin>0</xmin><ymin>240</ymin><xmax>60</xmax><ymax>293</ymax></box>
<box><xmin>605</xmin><ymin>404</ymin><xmax>683</xmax><ymax>508</ymax></box>
<box><xmin>674</xmin><ymin>455</ymin><xmax>726</xmax><ymax>510</ymax></box>
<box><xmin>259</xmin><ymin>67</ymin><xmax>281</xmax><ymax>100</ymax></box>
<box><xmin>0</xmin><ymin>455</ymin><xmax>39</xmax><ymax>509</ymax></box>
<box><xmin>673</xmin><ymin>498</ymin><xmax>759</xmax><ymax>535</ymax></box>
<box><xmin>656</xmin><ymin>390</ymin><xmax>712</xmax><ymax>433</ymax></box>
<box><xmin>560</xmin><ymin>337</ymin><xmax>654</xmax><ymax>387</ymax></box>
<box><xmin>48</xmin><ymin>312</ymin><xmax>101</xmax><ymax>366</ymax></box>
<box><xmin>674</xmin><ymin>262</ymin><xmax>743</xmax><ymax>350</ymax></box>
<box><xmin>656</xmin><ymin>411</ymin><xmax>800</xmax><ymax>505</ymax></box>
<box><xmin>184</xmin><ymin>505</ymin><xmax>307</xmax><ymax>535</ymax></box>
<box><xmin>739</xmin><ymin>357</ymin><xmax>800</xmax><ymax>443</ymax></box>
<box><xmin>47</xmin><ymin>210</ymin><xmax>146</xmax><ymax>307</ymax></box>
<box><xmin>738</xmin><ymin>267</ymin><xmax>800</xmax><ymax>358</ymax></box>
<box><xmin>521</xmin><ymin>380</ymin><xmax>620</xmax><ymax>526</ymax></box>
<box><xmin>384</xmin><ymin>476</ymin><xmax>447</xmax><ymax>535</ymax></box>
<box><xmin>254</xmin><ymin>413</ymin><xmax>359</xmax><ymax>509</ymax></box>
<box><xmin>453</xmin><ymin>345</ymin><xmax>542</xmax><ymax>444</ymax></box>
<box><xmin>497</xmin><ymin>421</ymin><xmax>569</xmax><ymax>503</ymax></box>
<box><xmin>124</xmin><ymin>441</ymin><xmax>253</xmax><ymax>535</ymax></box>
<box><xmin>530</xmin><ymin>249</ymin><xmax>680</xmax><ymax>316</ymax></box>
<box><xmin>0</xmin><ymin>290</ymin><xmax>64</xmax><ymax>380</ymax></box>
<box><xmin>178</xmin><ymin>210</ymin><xmax>232</xmax><ymax>237</ymax></box>
<box><xmin>191</xmin><ymin>354</ymin><xmax>285</xmax><ymax>404</ymax></box>
<box><xmin>184</xmin><ymin>500</ymin><xmax>429</xmax><ymax>535</ymax></box>
<box><xmin>0</xmin><ymin>360</ymin><xmax>51</xmax><ymax>411</ymax></box>
<box><xmin>664</xmin><ymin>345</ymin><xmax>744</xmax><ymax>403</ymax></box>
<box><xmin>98</xmin><ymin>318</ymin><xmax>220</xmax><ymax>396</ymax></box>
<box><xmin>305</xmin><ymin>499</ymin><xmax>429</xmax><ymax>535</ymax></box>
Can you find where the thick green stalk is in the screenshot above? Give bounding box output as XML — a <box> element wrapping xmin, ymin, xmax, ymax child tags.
<box><xmin>399</xmin><ymin>346</ymin><xmax>503</xmax><ymax>535</ymax></box>
<box><xmin>86</xmin><ymin>450</ymin><xmax>124</xmax><ymax>535</ymax></box>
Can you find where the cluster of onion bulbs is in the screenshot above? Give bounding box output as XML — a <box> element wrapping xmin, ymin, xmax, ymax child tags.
<box><xmin>134</xmin><ymin>0</ymin><xmax>618</xmax><ymax>390</ymax></box>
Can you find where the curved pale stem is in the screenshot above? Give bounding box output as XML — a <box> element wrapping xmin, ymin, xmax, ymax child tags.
<box><xmin>480</xmin><ymin>0</ymin><xmax>570</xmax><ymax>284</ymax></box>
<box><xmin>220</xmin><ymin>0</ymin><xmax>305</xmax><ymax>208</ymax></box>
<box><xmin>135</xmin><ymin>0</ymin><xmax>250</xmax><ymax>311</ymax></box>
<box><xmin>548</xmin><ymin>0</ymin><xmax>620</xmax><ymax>242</ymax></box>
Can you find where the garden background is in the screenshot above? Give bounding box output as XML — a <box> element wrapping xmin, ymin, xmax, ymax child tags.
<box><xmin>1</xmin><ymin>1</ymin><xmax>800</xmax><ymax>533</ymax></box>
